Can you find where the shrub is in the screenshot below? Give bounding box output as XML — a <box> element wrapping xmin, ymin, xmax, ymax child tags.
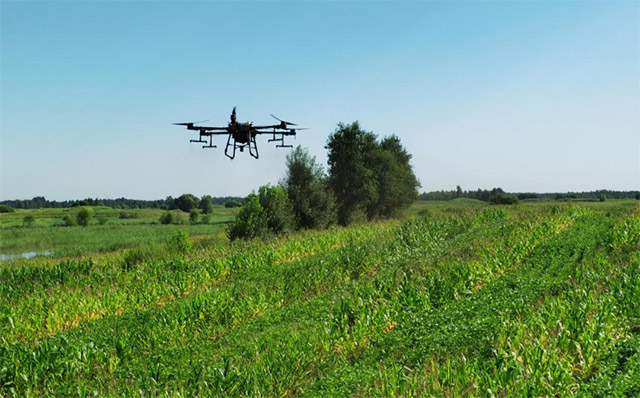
<box><xmin>167</xmin><ymin>230</ymin><xmax>192</xmax><ymax>255</ymax></box>
<box><xmin>97</xmin><ymin>216</ymin><xmax>109</xmax><ymax>225</ymax></box>
<box><xmin>0</xmin><ymin>205</ymin><xmax>14</xmax><ymax>213</ymax></box>
<box><xmin>160</xmin><ymin>211</ymin><xmax>173</xmax><ymax>225</ymax></box>
<box><xmin>489</xmin><ymin>194</ymin><xmax>519</xmax><ymax>205</ymax></box>
<box><xmin>119</xmin><ymin>211</ymin><xmax>138</xmax><ymax>219</ymax></box>
<box><xmin>76</xmin><ymin>207</ymin><xmax>93</xmax><ymax>226</ymax></box>
<box><xmin>225</xmin><ymin>200</ymin><xmax>243</xmax><ymax>208</ymax></box>
<box><xmin>62</xmin><ymin>215</ymin><xmax>76</xmax><ymax>226</ymax></box>
<box><xmin>23</xmin><ymin>215</ymin><xmax>35</xmax><ymax>227</ymax></box>
<box><xmin>189</xmin><ymin>209</ymin><xmax>200</xmax><ymax>224</ymax></box>
<box><xmin>227</xmin><ymin>185</ymin><xmax>294</xmax><ymax>241</ymax></box>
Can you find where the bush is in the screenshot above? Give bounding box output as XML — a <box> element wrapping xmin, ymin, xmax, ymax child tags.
<box><xmin>228</xmin><ymin>185</ymin><xmax>293</xmax><ymax>241</ymax></box>
<box><xmin>167</xmin><ymin>230</ymin><xmax>192</xmax><ymax>255</ymax></box>
<box><xmin>23</xmin><ymin>215</ymin><xmax>35</xmax><ymax>227</ymax></box>
<box><xmin>160</xmin><ymin>211</ymin><xmax>173</xmax><ymax>225</ymax></box>
<box><xmin>189</xmin><ymin>209</ymin><xmax>200</xmax><ymax>224</ymax></box>
<box><xmin>0</xmin><ymin>205</ymin><xmax>14</xmax><ymax>213</ymax></box>
<box><xmin>119</xmin><ymin>211</ymin><xmax>138</xmax><ymax>219</ymax></box>
<box><xmin>225</xmin><ymin>200</ymin><xmax>243</xmax><ymax>208</ymax></box>
<box><xmin>62</xmin><ymin>215</ymin><xmax>76</xmax><ymax>227</ymax></box>
<box><xmin>489</xmin><ymin>194</ymin><xmax>519</xmax><ymax>205</ymax></box>
<box><xmin>122</xmin><ymin>247</ymin><xmax>152</xmax><ymax>270</ymax></box>
<box><xmin>76</xmin><ymin>207</ymin><xmax>93</xmax><ymax>227</ymax></box>
<box><xmin>284</xmin><ymin>146</ymin><xmax>337</xmax><ymax>230</ymax></box>
<box><xmin>97</xmin><ymin>216</ymin><xmax>109</xmax><ymax>225</ymax></box>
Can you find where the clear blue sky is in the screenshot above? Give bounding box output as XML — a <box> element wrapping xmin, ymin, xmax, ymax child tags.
<box><xmin>1</xmin><ymin>1</ymin><xmax>638</xmax><ymax>200</ymax></box>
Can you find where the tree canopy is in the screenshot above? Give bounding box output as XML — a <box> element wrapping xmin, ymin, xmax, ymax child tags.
<box><xmin>284</xmin><ymin>146</ymin><xmax>336</xmax><ymax>230</ymax></box>
<box><xmin>326</xmin><ymin>122</ymin><xmax>419</xmax><ymax>225</ymax></box>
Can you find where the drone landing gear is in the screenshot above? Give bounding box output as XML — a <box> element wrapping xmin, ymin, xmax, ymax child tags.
<box><xmin>225</xmin><ymin>134</ymin><xmax>259</xmax><ymax>159</ymax></box>
<box><xmin>268</xmin><ymin>133</ymin><xmax>293</xmax><ymax>148</ymax></box>
<box><xmin>202</xmin><ymin>135</ymin><xmax>216</xmax><ymax>149</ymax></box>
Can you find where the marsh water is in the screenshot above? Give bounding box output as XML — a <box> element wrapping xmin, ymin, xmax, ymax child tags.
<box><xmin>0</xmin><ymin>251</ymin><xmax>52</xmax><ymax>261</ymax></box>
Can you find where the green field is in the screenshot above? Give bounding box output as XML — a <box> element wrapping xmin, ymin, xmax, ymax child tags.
<box><xmin>0</xmin><ymin>206</ymin><xmax>236</xmax><ymax>258</ymax></box>
<box><xmin>1</xmin><ymin>201</ymin><xmax>639</xmax><ymax>397</ymax></box>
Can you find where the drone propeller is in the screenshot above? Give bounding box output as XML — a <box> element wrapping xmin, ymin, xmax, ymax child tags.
<box><xmin>270</xmin><ymin>114</ymin><xmax>297</xmax><ymax>126</ymax></box>
<box><xmin>173</xmin><ymin>119</ymin><xmax>209</xmax><ymax>126</ymax></box>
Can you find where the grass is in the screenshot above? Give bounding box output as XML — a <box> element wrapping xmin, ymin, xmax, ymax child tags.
<box><xmin>0</xmin><ymin>200</ymin><xmax>638</xmax><ymax>397</ymax></box>
<box><xmin>0</xmin><ymin>206</ymin><xmax>237</xmax><ymax>257</ymax></box>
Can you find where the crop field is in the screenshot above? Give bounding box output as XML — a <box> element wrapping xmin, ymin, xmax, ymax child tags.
<box><xmin>0</xmin><ymin>201</ymin><xmax>638</xmax><ymax>397</ymax></box>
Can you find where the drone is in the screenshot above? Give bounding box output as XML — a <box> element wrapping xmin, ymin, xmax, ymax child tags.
<box><xmin>174</xmin><ymin>107</ymin><xmax>306</xmax><ymax>159</ymax></box>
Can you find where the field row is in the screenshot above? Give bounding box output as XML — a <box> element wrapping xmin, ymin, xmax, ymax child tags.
<box><xmin>0</xmin><ymin>202</ymin><xmax>638</xmax><ymax>396</ymax></box>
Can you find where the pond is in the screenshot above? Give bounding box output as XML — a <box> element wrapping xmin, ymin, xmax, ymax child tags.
<box><xmin>0</xmin><ymin>251</ymin><xmax>52</xmax><ymax>261</ymax></box>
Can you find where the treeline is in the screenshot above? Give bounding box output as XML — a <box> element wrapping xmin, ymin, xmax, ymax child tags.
<box><xmin>420</xmin><ymin>187</ymin><xmax>640</xmax><ymax>202</ymax></box>
<box><xmin>229</xmin><ymin>122</ymin><xmax>420</xmax><ymax>240</ymax></box>
<box><xmin>0</xmin><ymin>196</ymin><xmax>245</xmax><ymax>210</ymax></box>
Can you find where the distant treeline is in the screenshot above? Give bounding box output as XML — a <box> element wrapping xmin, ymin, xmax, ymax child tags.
<box><xmin>420</xmin><ymin>187</ymin><xmax>640</xmax><ymax>202</ymax></box>
<box><xmin>0</xmin><ymin>195</ymin><xmax>246</xmax><ymax>210</ymax></box>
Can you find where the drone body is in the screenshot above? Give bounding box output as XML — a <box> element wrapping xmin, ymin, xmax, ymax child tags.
<box><xmin>174</xmin><ymin>107</ymin><xmax>305</xmax><ymax>159</ymax></box>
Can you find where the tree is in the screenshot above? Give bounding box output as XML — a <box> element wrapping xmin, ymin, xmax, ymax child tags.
<box><xmin>174</xmin><ymin>194</ymin><xmax>199</xmax><ymax>213</ymax></box>
<box><xmin>199</xmin><ymin>195</ymin><xmax>214</xmax><ymax>214</ymax></box>
<box><xmin>326</xmin><ymin>122</ymin><xmax>379</xmax><ymax>225</ymax></box>
<box><xmin>284</xmin><ymin>146</ymin><xmax>336</xmax><ymax>229</ymax></box>
<box><xmin>367</xmin><ymin>135</ymin><xmax>419</xmax><ymax>218</ymax></box>
<box><xmin>326</xmin><ymin>123</ymin><xmax>419</xmax><ymax>224</ymax></box>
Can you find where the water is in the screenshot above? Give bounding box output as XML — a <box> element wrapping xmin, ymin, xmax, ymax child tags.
<box><xmin>0</xmin><ymin>251</ymin><xmax>52</xmax><ymax>261</ymax></box>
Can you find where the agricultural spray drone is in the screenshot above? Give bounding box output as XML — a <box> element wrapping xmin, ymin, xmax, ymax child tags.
<box><xmin>174</xmin><ymin>107</ymin><xmax>306</xmax><ymax>159</ymax></box>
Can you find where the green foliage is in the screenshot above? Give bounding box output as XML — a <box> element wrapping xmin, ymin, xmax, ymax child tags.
<box><xmin>189</xmin><ymin>208</ymin><xmax>200</xmax><ymax>224</ymax></box>
<box><xmin>97</xmin><ymin>215</ymin><xmax>109</xmax><ymax>225</ymax></box>
<box><xmin>326</xmin><ymin>122</ymin><xmax>419</xmax><ymax>224</ymax></box>
<box><xmin>1</xmin><ymin>203</ymin><xmax>637</xmax><ymax>397</ymax></box>
<box><xmin>62</xmin><ymin>214</ymin><xmax>75</xmax><ymax>226</ymax></box>
<box><xmin>0</xmin><ymin>205</ymin><xmax>14</xmax><ymax>213</ymax></box>
<box><xmin>119</xmin><ymin>210</ymin><xmax>138</xmax><ymax>219</ymax></box>
<box><xmin>199</xmin><ymin>195</ymin><xmax>214</xmax><ymax>214</ymax></box>
<box><xmin>284</xmin><ymin>146</ymin><xmax>336</xmax><ymax>229</ymax></box>
<box><xmin>228</xmin><ymin>185</ymin><xmax>294</xmax><ymax>241</ymax></box>
<box><xmin>167</xmin><ymin>230</ymin><xmax>192</xmax><ymax>255</ymax></box>
<box><xmin>174</xmin><ymin>193</ymin><xmax>199</xmax><ymax>213</ymax></box>
<box><xmin>326</xmin><ymin>122</ymin><xmax>378</xmax><ymax>225</ymax></box>
<box><xmin>225</xmin><ymin>200</ymin><xmax>243</xmax><ymax>208</ymax></box>
<box><xmin>159</xmin><ymin>211</ymin><xmax>173</xmax><ymax>225</ymax></box>
<box><xmin>22</xmin><ymin>214</ymin><xmax>35</xmax><ymax>227</ymax></box>
<box><xmin>76</xmin><ymin>207</ymin><xmax>93</xmax><ymax>227</ymax></box>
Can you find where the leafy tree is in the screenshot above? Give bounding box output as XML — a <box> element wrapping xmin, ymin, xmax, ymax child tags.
<box><xmin>76</xmin><ymin>207</ymin><xmax>93</xmax><ymax>227</ymax></box>
<box><xmin>284</xmin><ymin>146</ymin><xmax>336</xmax><ymax>229</ymax></box>
<box><xmin>326</xmin><ymin>123</ymin><xmax>419</xmax><ymax>224</ymax></box>
<box><xmin>200</xmin><ymin>195</ymin><xmax>214</xmax><ymax>214</ymax></box>
<box><xmin>174</xmin><ymin>194</ymin><xmax>199</xmax><ymax>213</ymax></box>
<box><xmin>326</xmin><ymin>122</ymin><xmax>379</xmax><ymax>225</ymax></box>
<box><xmin>256</xmin><ymin>184</ymin><xmax>294</xmax><ymax>235</ymax></box>
<box><xmin>367</xmin><ymin>135</ymin><xmax>419</xmax><ymax>218</ymax></box>
<box><xmin>0</xmin><ymin>205</ymin><xmax>14</xmax><ymax>213</ymax></box>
